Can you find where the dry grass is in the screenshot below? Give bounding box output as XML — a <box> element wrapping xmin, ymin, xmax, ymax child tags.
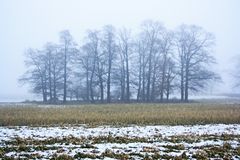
<box><xmin>0</xmin><ymin>103</ymin><xmax>240</xmax><ymax>126</ymax></box>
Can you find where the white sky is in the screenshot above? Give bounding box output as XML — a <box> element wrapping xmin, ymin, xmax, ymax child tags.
<box><xmin>0</xmin><ymin>0</ymin><xmax>240</xmax><ymax>101</ymax></box>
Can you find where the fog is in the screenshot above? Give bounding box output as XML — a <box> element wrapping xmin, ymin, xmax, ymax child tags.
<box><xmin>0</xmin><ymin>0</ymin><xmax>240</xmax><ymax>102</ymax></box>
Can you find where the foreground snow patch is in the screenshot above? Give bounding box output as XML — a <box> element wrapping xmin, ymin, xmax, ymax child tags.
<box><xmin>0</xmin><ymin>124</ymin><xmax>239</xmax><ymax>141</ymax></box>
<box><xmin>0</xmin><ymin>124</ymin><xmax>240</xmax><ymax>159</ymax></box>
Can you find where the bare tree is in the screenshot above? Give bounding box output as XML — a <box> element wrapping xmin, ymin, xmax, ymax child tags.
<box><xmin>19</xmin><ymin>49</ymin><xmax>48</xmax><ymax>102</ymax></box>
<box><xmin>140</xmin><ymin>20</ymin><xmax>165</xmax><ymax>101</ymax></box>
<box><xmin>135</xmin><ymin>36</ymin><xmax>148</xmax><ymax>101</ymax></box>
<box><xmin>117</xmin><ymin>28</ymin><xmax>133</xmax><ymax>102</ymax></box>
<box><xmin>44</xmin><ymin>43</ymin><xmax>63</xmax><ymax>103</ymax></box>
<box><xmin>101</xmin><ymin>25</ymin><xmax>116</xmax><ymax>103</ymax></box>
<box><xmin>158</xmin><ymin>30</ymin><xmax>175</xmax><ymax>101</ymax></box>
<box><xmin>77</xmin><ymin>46</ymin><xmax>91</xmax><ymax>102</ymax></box>
<box><xmin>165</xmin><ymin>58</ymin><xmax>177</xmax><ymax>100</ymax></box>
<box><xmin>81</xmin><ymin>37</ymin><xmax>96</xmax><ymax>102</ymax></box>
<box><xmin>95</xmin><ymin>45</ymin><xmax>106</xmax><ymax>103</ymax></box>
<box><xmin>20</xmin><ymin>43</ymin><xmax>65</xmax><ymax>103</ymax></box>
<box><xmin>59</xmin><ymin>30</ymin><xmax>75</xmax><ymax>103</ymax></box>
<box><xmin>175</xmin><ymin>25</ymin><xmax>219</xmax><ymax>101</ymax></box>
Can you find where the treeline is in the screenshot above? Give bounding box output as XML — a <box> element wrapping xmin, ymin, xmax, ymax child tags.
<box><xmin>20</xmin><ymin>20</ymin><xmax>220</xmax><ymax>103</ymax></box>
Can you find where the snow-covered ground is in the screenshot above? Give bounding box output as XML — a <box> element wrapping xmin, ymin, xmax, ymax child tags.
<box><xmin>1</xmin><ymin>124</ymin><xmax>240</xmax><ymax>141</ymax></box>
<box><xmin>0</xmin><ymin>124</ymin><xmax>240</xmax><ymax>159</ymax></box>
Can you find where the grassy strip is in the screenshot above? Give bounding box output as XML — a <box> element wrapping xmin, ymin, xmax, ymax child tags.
<box><xmin>0</xmin><ymin>103</ymin><xmax>240</xmax><ymax>126</ymax></box>
<box><xmin>1</xmin><ymin>135</ymin><xmax>240</xmax><ymax>160</ymax></box>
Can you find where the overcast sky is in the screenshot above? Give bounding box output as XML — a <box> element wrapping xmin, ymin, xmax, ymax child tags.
<box><xmin>0</xmin><ymin>0</ymin><xmax>240</xmax><ymax>101</ymax></box>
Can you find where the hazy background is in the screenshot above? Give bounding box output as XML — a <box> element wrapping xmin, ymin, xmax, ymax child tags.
<box><xmin>0</xmin><ymin>0</ymin><xmax>240</xmax><ymax>102</ymax></box>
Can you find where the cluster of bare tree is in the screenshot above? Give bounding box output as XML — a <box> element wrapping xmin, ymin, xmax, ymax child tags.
<box><xmin>20</xmin><ymin>20</ymin><xmax>219</xmax><ymax>103</ymax></box>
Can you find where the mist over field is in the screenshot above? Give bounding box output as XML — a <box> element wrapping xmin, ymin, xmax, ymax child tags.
<box><xmin>0</xmin><ymin>0</ymin><xmax>240</xmax><ymax>102</ymax></box>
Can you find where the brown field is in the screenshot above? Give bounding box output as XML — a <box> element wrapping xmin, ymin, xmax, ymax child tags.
<box><xmin>0</xmin><ymin>103</ymin><xmax>240</xmax><ymax>126</ymax></box>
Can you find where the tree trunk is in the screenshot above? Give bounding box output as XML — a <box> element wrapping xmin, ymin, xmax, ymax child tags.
<box><xmin>86</xmin><ymin>61</ymin><xmax>90</xmax><ymax>102</ymax></box>
<box><xmin>137</xmin><ymin>53</ymin><xmax>142</xmax><ymax>101</ymax></box>
<box><xmin>180</xmin><ymin>61</ymin><xmax>184</xmax><ymax>101</ymax></box>
<box><xmin>98</xmin><ymin>61</ymin><xmax>104</xmax><ymax>103</ymax></box>
<box><xmin>125</xmin><ymin>48</ymin><xmax>130</xmax><ymax>102</ymax></box>
<box><xmin>160</xmin><ymin>55</ymin><xmax>167</xmax><ymax>101</ymax></box>
<box><xmin>166</xmin><ymin>70</ymin><xmax>171</xmax><ymax>101</ymax></box>
<box><xmin>48</xmin><ymin>55</ymin><xmax>52</xmax><ymax>102</ymax></box>
<box><xmin>147</xmin><ymin>54</ymin><xmax>152</xmax><ymax>102</ymax></box>
<box><xmin>142</xmin><ymin>55</ymin><xmax>146</xmax><ymax>101</ymax></box>
<box><xmin>90</xmin><ymin>74</ymin><xmax>94</xmax><ymax>102</ymax></box>
<box><xmin>53</xmin><ymin>66</ymin><xmax>57</xmax><ymax>103</ymax></box>
<box><xmin>107</xmin><ymin>51</ymin><xmax>112</xmax><ymax>103</ymax></box>
<box><xmin>41</xmin><ymin>78</ymin><xmax>46</xmax><ymax>102</ymax></box>
<box><xmin>100</xmin><ymin>76</ymin><xmax>104</xmax><ymax>103</ymax></box>
<box><xmin>90</xmin><ymin>56</ymin><xmax>96</xmax><ymax>103</ymax></box>
<box><xmin>185</xmin><ymin>62</ymin><xmax>189</xmax><ymax>102</ymax></box>
<box><xmin>120</xmin><ymin>56</ymin><xmax>125</xmax><ymax>101</ymax></box>
<box><xmin>63</xmin><ymin>45</ymin><xmax>67</xmax><ymax>103</ymax></box>
<box><xmin>166</xmin><ymin>82</ymin><xmax>170</xmax><ymax>101</ymax></box>
<box><xmin>151</xmin><ymin>63</ymin><xmax>156</xmax><ymax>101</ymax></box>
<box><xmin>107</xmin><ymin>67</ymin><xmax>111</xmax><ymax>103</ymax></box>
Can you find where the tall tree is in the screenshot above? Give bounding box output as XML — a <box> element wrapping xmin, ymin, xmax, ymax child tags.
<box><xmin>159</xmin><ymin>30</ymin><xmax>175</xmax><ymax>101</ymax></box>
<box><xmin>175</xmin><ymin>25</ymin><xmax>219</xmax><ymax>101</ymax></box>
<box><xmin>44</xmin><ymin>43</ymin><xmax>61</xmax><ymax>103</ymax></box>
<box><xmin>140</xmin><ymin>20</ymin><xmax>164</xmax><ymax>101</ymax></box>
<box><xmin>165</xmin><ymin>58</ymin><xmax>177</xmax><ymax>100</ymax></box>
<box><xmin>117</xmin><ymin>28</ymin><xmax>132</xmax><ymax>102</ymax></box>
<box><xmin>59</xmin><ymin>30</ymin><xmax>75</xmax><ymax>103</ymax></box>
<box><xmin>102</xmin><ymin>25</ymin><xmax>116</xmax><ymax>103</ymax></box>
<box><xmin>19</xmin><ymin>49</ymin><xmax>48</xmax><ymax>102</ymax></box>
<box><xmin>135</xmin><ymin>36</ymin><xmax>148</xmax><ymax>101</ymax></box>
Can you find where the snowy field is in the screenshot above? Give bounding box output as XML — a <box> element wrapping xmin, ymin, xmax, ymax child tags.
<box><xmin>0</xmin><ymin>124</ymin><xmax>240</xmax><ymax>159</ymax></box>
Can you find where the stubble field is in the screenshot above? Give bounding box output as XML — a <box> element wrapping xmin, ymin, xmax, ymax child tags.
<box><xmin>0</xmin><ymin>103</ymin><xmax>240</xmax><ymax>159</ymax></box>
<box><xmin>0</xmin><ymin>103</ymin><xmax>240</xmax><ymax>126</ymax></box>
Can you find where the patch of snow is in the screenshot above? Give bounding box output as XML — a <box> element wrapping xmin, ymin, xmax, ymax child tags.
<box><xmin>1</xmin><ymin>124</ymin><xmax>239</xmax><ymax>142</ymax></box>
<box><xmin>1</xmin><ymin>124</ymin><xmax>240</xmax><ymax>159</ymax></box>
